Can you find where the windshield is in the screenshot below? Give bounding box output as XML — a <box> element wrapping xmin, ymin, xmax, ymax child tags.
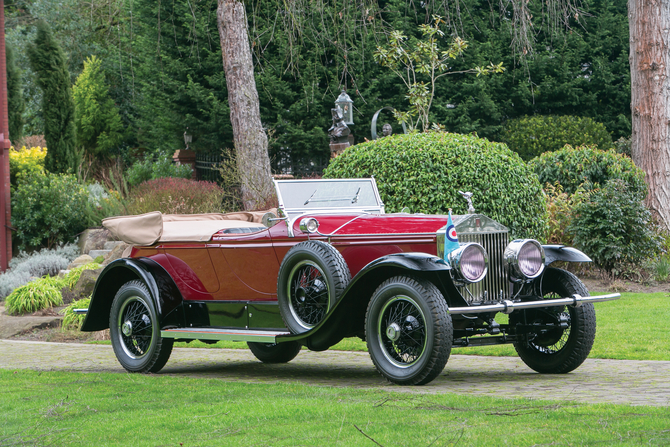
<box><xmin>275</xmin><ymin>178</ymin><xmax>384</xmax><ymax>217</ymax></box>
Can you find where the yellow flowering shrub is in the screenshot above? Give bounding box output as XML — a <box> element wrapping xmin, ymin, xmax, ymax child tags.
<box><xmin>9</xmin><ymin>146</ymin><xmax>46</xmax><ymax>186</ymax></box>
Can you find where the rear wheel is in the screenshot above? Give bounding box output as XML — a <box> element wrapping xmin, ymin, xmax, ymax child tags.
<box><xmin>511</xmin><ymin>268</ymin><xmax>596</xmax><ymax>374</ymax></box>
<box><xmin>365</xmin><ymin>276</ymin><xmax>452</xmax><ymax>386</ymax></box>
<box><xmin>109</xmin><ymin>280</ymin><xmax>173</xmax><ymax>373</ymax></box>
<box><xmin>247</xmin><ymin>341</ymin><xmax>302</xmax><ymax>363</ymax></box>
<box><xmin>277</xmin><ymin>241</ymin><xmax>351</xmax><ymax>334</ymax></box>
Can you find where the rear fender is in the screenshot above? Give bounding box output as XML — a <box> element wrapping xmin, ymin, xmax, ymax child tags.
<box><xmin>301</xmin><ymin>253</ymin><xmax>468</xmax><ymax>351</ymax></box>
<box><xmin>543</xmin><ymin>245</ymin><xmax>592</xmax><ymax>265</ymax></box>
<box><xmin>81</xmin><ymin>258</ymin><xmax>184</xmax><ymax>332</ymax></box>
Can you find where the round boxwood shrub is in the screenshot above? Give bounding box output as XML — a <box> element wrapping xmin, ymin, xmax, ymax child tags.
<box><xmin>323</xmin><ymin>132</ymin><xmax>547</xmax><ymax>239</ymax></box>
<box><xmin>529</xmin><ymin>145</ymin><xmax>646</xmax><ymax>196</ymax></box>
<box><xmin>11</xmin><ymin>172</ymin><xmax>89</xmax><ymax>248</ymax></box>
<box><xmin>502</xmin><ymin>115</ymin><xmax>614</xmax><ymax>161</ymax></box>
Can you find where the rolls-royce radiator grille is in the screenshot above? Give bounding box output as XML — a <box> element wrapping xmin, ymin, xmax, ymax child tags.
<box><xmin>458</xmin><ymin>231</ymin><xmax>511</xmax><ymax>303</ymax></box>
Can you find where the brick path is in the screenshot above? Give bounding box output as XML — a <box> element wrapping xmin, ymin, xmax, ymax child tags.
<box><xmin>1</xmin><ymin>339</ymin><xmax>667</xmax><ymax>407</ymax></box>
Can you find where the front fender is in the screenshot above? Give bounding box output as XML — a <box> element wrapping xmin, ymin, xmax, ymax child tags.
<box><xmin>298</xmin><ymin>252</ymin><xmax>468</xmax><ymax>351</ymax></box>
<box><xmin>543</xmin><ymin>245</ymin><xmax>592</xmax><ymax>266</ymax></box>
<box><xmin>81</xmin><ymin>258</ymin><xmax>184</xmax><ymax>332</ymax></box>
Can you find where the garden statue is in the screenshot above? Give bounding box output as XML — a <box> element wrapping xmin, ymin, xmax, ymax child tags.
<box><xmin>328</xmin><ymin>106</ymin><xmax>350</xmax><ymax>144</ymax></box>
<box><xmin>381</xmin><ymin>123</ymin><xmax>393</xmax><ymax>137</ymax></box>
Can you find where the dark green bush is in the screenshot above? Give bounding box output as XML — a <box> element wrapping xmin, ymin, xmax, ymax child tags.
<box><xmin>530</xmin><ymin>145</ymin><xmax>646</xmax><ymax>197</ymax></box>
<box><xmin>11</xmin><ymin>173</ymin><xmax>89</xmax><ymax>248</ymax></box>
<box><xmin>127</xmin><ymin>152</ymin><xmax>193</xmax><ymax>187</ymax></box>
<box><xmin>323</xmin><ymin>132</ymin><xmax>547</xmax><ymax>239</ymax></box>
<box><xmin>568</xmin><ymin>179</ymin><xmax>661</xmax><ymax>275</ymax></box>
<box><xmin>502</xmin><ymin>116</ymin><xmax>614</xmax><ymax>161</ymax></box>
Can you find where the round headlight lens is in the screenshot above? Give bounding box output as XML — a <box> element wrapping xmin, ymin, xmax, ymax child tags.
<box><xmin>504</xmin><ymin>239</ymin><xmax>545</xmax><ymax>281</ymax></box>
<box><xmin>299</xmin><ymin>217</ymin><xmax>320</xmax><ymax>234</ymax></box>
<box><xmin>448</xmin><ymin>243</ymin><xmax>488</xmax><ymax>283</ymax></box>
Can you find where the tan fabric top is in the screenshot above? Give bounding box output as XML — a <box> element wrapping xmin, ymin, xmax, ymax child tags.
<box><xmin>102</xmin><ymin>209</ymin><xmax>275</xmax><ymax>245</ymax></box>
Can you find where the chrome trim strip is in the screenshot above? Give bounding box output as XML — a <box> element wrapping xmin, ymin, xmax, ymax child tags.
<box><xmin>161</xmin><ymin>328</ymin><xmax>290</xmax><ymax>343</ymax></box>
<box><xmin>448</xmin><ymin>292</ymin><xmax>621</xmax><ymax>315</ymax></box>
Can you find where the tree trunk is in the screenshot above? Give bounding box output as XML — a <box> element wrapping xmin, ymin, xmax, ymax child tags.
<box><xmin>217</xmin><ymin>0</ymin><xmax>275</xmax><ymax>210</ymax></box>
<box><xmin>630</xmin><ymin>0</ymin><xmax>670</xmax><ymax>229</ymax></box>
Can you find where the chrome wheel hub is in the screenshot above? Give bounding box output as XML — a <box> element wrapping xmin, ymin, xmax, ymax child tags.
<box><xmin>386</xmin><ymin>322</ymin><xmax>401</xmax><ymax>342</ymax></box>
<box><xmin>122</xmin><ymin>320</ymin><xmax>133</xmax><ymax>337</ymax></box>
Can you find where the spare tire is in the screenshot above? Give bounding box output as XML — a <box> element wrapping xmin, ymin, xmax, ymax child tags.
<box><xmin>277</xmin><ymin>240</ymin><xmax>351</xmax><ymax>334</ymax></box>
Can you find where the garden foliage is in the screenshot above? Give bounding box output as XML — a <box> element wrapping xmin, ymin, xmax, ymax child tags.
<box><xmin>64</xmin><ymin>263</ymin><xmax>102</xmax><ymax>290</ymax></box>
<box><xmin>26</xmin><ymin>20</ymin><xmax>77</xmax><ymax>174</ymax></box>
<box><xmin>11</xmin><ymin>173</ymin><xmax>89</xmax><ymax>248</ymax></box>
<box><xmin>73</xmin><ymin>55</ymin><xmax>123</xmax><ymax>158</ymax></box>
<box><xmin>126</xmin><ymin>153</ymin><xmax>193</xmax><ymax>187</ymax></box>
<box><xmin>569</xmin><ymin>179</ymin><xmax>661</xmax><ymax>274</ymax></box>
<box><xmin>61</xmin><ymin>297</ymin><xmax>90</xmax><ymax>330</ymax></box>
<box><xmin>502</xmin><ymin>115</ymin><xmax>614</xmax><ymax>160</ymax></box>
<box><xmin>530</xmin><ymin>145</ymin><xmax>646</xmax><ymax>196</ymax></box>
<box><xmin>9</xmin><ymin>146</ymin><xmax>46</xmax><ymax>186</ymax></box>
<box><xmin>6</xmin><ymin>43</ymin><xmax>24</xmax><ymax>144</ymax></box>
<box><xmin>5</xmin><ymin>276</ymin><xmax>64</xmax><ymax>315</ymax></box>
<box><xmin>324</xmin><ymin>132</ymin><xmax>547</xmax><ymax>239</ymax></box>
<box><xmin>543</xmin><ymin>183</ymin><xmax>585</xmax><ymax>245</ymax></box>
<box><xmin>128</xmin><ymin>177</ymin><xmax>225</xmax><ymax>215</ymax></box>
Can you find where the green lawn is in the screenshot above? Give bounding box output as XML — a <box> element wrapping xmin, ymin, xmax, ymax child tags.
<box><xmin>160</xmin><ymin>292</ymin><xmax>670</xmax><ymax>361</ymax></box>
<box><xmin>1</xmin><ymin>369</ymin><xmax>669</xmax><ymax>446</ymax></box>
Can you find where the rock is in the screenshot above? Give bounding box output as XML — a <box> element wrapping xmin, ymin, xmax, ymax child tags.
<box><xmin>102</xmin><ymin>243</ymin><xmax>130</xmax><ymax>266</ymax></box>
<box><xmin>79</xmin><ymin>228</ymin><xmax>113</xmax><ymax>254</ymax></box>
<box><xmin>104</xmin><ymin>241</ymin><xmax>125</xmax><ymax>251</ymax></box>
<box><xmin>67</xmin><ymin>254</ymin><xmax>94</xmax><ymax>270</ymax></box>
<box><xmin>88</xmin><ymin>249</ymin><xmax>111</xmax><ymax>260</ymax></box>
<box><xmin>61</xmin><ymin>268</ymin><xmax>103</xmax><ymax>305</ymax></box>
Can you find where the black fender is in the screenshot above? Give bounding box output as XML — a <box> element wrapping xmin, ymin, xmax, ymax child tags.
<box><xmin>543</xmin><ymin>245</ymin><xmax>592</xmax><ymax>266</ymax></box>
<box><xmin>81</xmin><ymin>257</ymin><xmax>184</xmax><ymax>332</ymax></box>
<box><xmin>296</xmin><ymin>252</ymin><xmax>469</xmax><ymax>351</ymax></box>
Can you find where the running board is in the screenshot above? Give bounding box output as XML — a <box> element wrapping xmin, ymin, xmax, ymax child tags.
<box><xmin>161</xmin><ymin>328</ymin><xmax>291</xmax><ymax>343</ymax></box>
<box><xmin>449</xmin><ymin>292</ymin><xmax>621</xmax><ymax>315</ymax></box>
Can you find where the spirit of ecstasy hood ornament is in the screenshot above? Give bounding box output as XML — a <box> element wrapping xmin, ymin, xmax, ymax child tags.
<box><xmin>458</xmin><ymin>191</ymin><xmax>475</xmax><ymax>214</ymax></box>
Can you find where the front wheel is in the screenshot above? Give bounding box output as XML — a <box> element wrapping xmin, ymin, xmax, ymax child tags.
<box><xmin>109</xmin><ymin>280</ymin><xmax>173</xmax><ymax>373</ymax></box>
<box><xmin>511</xmin><ymin>268</ymin><xmax>596</xmax><ymax>374</ymax></box>
<box><xmin>365</xmin><ymin>276</ymin><xmax>452</xmax><ymax>386</ymax></box>
<box><xmin>247</xmin><ymin>341</ymin><xmax>302</xmax><ymax>363</ymax></box>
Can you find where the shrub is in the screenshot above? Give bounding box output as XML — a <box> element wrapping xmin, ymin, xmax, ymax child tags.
<box><xmin>12</xmin><ymin>253</ymin><xmax>70</xmax><ymax>277</ymax></box>
<box><xmin>127</xmin><ymin>152</ymin><xmax>193</xmax><ymax>187</ymax></box>
<box><xmin>85</xmin><ymin>183</ymin><xmax>127</xmax><ymax>226</ymax></box>
<box><xmin>614</xmin><ymin>136</ymin><xmax>632</xmax><ymax>157</ymax></box>
<box><xmin>568</xmin><ymin>179</ymin><xmax>661</xmax><ymax>275</ymax></box>
<box><xmin>0</xmin><ymin>270</ymin><xmax>32</xmax><ymax>300</ymax></box>
<box><xmin>544</xmin><ymin>183</ymin><xmax>586</xmax><ymax>245</ymax></box>
<box><xmin>9</xmin><ymin>146</ymin><xmax>46</xmax><ymax>186</ymax></box>
<box><xmin>530</xmin><ymin>145</ymin><xmax>646</xmax><ymax>197</ymax></box>
<box><xmin>11</xmin><ymin>172</ymin><xmax>89</xmax><ymax>248</ymax></box>
<box><xmin>5</xmin><ymin>276</ymin><xmax>64</xmax><ymax>315</ymax></box>
<box><xmin>64</xmin><ymin>263</ymin><xmax>102</xmax><ymax>290</ymax></box>
<box><xmin>60</xmin><ymin>297</ymin><xmax>90</xmax><ymax>330</ymax></box>
<box><xmin>128</xmin><ymin>177</ymin><xmax>224</xmax><ymax>215</ymax></box>
<box><xmin>9</xmin><ymin>243</ymin><xmax>81</xmax><ymax>270</ymax></box>
<box><xmin>502</xmin><ymin>115</ymin><xmax>614</xmax><ymax>160</ymax></box>
<box><xmin>323</xmin><ymin>132</ymin><xmax>547</xmax><ymax>239</ymax></box>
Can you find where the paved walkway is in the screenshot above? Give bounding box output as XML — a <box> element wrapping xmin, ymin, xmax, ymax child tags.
<box><xmin>1</xmin><ymin>340</ymin><xmax>668</xmax><ymax>407</ymax></box>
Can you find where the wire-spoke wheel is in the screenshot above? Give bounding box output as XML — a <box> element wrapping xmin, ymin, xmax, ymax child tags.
<box><xmin>366</xmin><ymin>276</ymin><xmax>452</xmax><ymax>386</ymax></box>
<box><xmin>109</xmin><ymin>280</ymin><xmax>173</xmax><ymax>373</ymax></box>
<box><xmin>278</xmin><ymin>241</ymin><xmax>351</xmax><ymax>334</ymax></box>
<box><xmin>511</xmin><ymin>268</ymin><xmax>596</xmax><ymax>374</ymax></box>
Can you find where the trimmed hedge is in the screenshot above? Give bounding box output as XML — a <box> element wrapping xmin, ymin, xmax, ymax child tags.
<box><xmin>323</xmin><ymin>132</ymin><xmax>547</xmax><ymax>239</ymax></box>
<box><xmin>529</xmin><ymin>145</ymin><xmax>646</xmax><ymax>197</ymax></box>
<box><xmin>502</xmin><ymin>115</ymin><xmax>614</xmax><ymax>161</ymax></box>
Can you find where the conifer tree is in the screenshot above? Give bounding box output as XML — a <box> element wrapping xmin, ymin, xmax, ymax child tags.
<box><xmin>73</xmin><ymin>55</ymin><xmax>123</xmax><ymax>158</ymax></box>
<box><xmin>27</xmin><ymin>20</ymin><xmax>78</xmax><ymax>173</ymax></box>
<box><xmin>6</xmin><ymin>43</ymin><xmax>24</xmax><ymax>145</ymax></box>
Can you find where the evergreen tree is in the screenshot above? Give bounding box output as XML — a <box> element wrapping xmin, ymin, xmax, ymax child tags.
<box><xmin>6</xmin><ymin>43</ymin><xmax>24</xmax><ymax>145</ymax></box>
<box><xmin>73</xmin><ymin>55</ymin><xmax>123</xmax><ymax>158</ymax></box>
<box><xmin>27</xmin><ymin>20</ymin><xmax>77</xmax><ymax>173</ymax></box>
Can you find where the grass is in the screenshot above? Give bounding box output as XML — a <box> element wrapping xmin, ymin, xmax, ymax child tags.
<box><xmin>1</xmin><ymin>369</ymin><xmax>669</xmax><ymax>446</ymax></box>
<box><xmin>131</xmin><ymin>292</ymin><xmax>668</xmax><ymax>361</ymax></box>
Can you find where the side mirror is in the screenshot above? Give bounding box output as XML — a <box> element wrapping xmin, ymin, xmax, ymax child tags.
<box><xmin>262</xmin><ymin>212</ymin><xmax>278</xmax><ymax>228</ymax></box>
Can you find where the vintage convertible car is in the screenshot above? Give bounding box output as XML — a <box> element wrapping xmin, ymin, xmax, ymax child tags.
<box><xmin>81</xmin><ymin>178</ymin><xmax>620</xmax><ymax>385</ymax></box>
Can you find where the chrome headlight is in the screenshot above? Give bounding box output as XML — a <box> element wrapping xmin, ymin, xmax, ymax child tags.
<box><xmin>299</xmin><ymin>217</ymin><xmax>319</xmax><ymax>233</ymax></box>
<box><xmin>504</xmin><ymin>239</ymin><xmax>545</xmax><ymax>281</ymax></box>
<box><xmin>448</xmin><ymin>243</ymin><xmax>488</xmax><ymax>283</ymax></box>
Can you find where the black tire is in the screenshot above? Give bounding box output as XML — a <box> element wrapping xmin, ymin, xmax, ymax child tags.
<box><xmin>247</xmin><ymin>341</ymin><xmax>302</xmax><ymax>363</ymax></box>
<box><xmin>109</xmin><ymin>280</ymin><xmax>174</xmax><ymax>373</ymax></box>
<box><xmin>511</xmin><ymin>268</ymin><xmax>596</xmax><ymax>374</ymax></box>
<box><xmin>277</xmin><ymin>240</ymin><xmax>351</xmax><ymax>334</ymax></box>
<box><xmin>365</xmin><ymin>276</ymin><xmax>452</xmax><ymax>386</ymax></box>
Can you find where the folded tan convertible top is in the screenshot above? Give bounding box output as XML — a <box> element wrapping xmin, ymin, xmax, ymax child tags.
<box><xmin>102</xmin><ymin>209</ymin><xmax>275</xmax><ymax>245</ymax></box>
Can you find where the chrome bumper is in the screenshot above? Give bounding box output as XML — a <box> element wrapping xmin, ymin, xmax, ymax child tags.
<box><xmin>448</xmin><ymin>293</ymin><xmax>621</xmax><ymax>315</ymax></box>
